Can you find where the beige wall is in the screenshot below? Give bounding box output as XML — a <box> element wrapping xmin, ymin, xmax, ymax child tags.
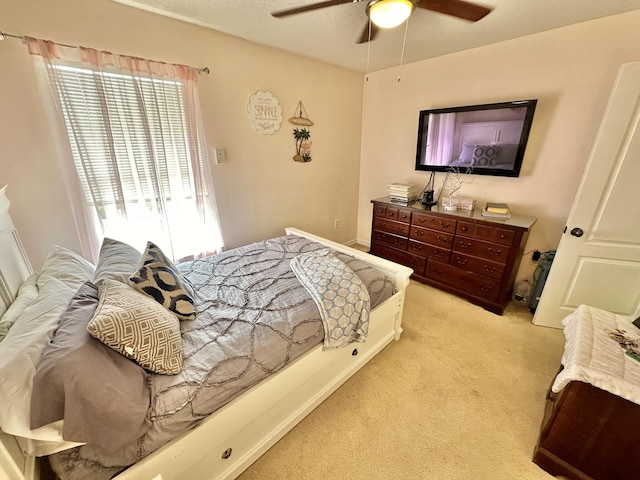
<box><xmin>358</xmin><ymin>10</ymin><xmax>640</xmax><ymax>281</ymax></box>
<box><xmin>0</xmin><ymin>0</ymin><xmax>363</xmax><ymax>268</ymax></box>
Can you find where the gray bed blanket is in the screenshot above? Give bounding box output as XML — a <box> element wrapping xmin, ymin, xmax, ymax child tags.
<box><xmin>49</xmin><ymin>235</ymin><xmax>394</xmax><ymax>479</ymax></box>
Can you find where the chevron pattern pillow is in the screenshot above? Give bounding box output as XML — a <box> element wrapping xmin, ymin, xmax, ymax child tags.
<box><xmin>88</xmin><ymin>279</ymin><xmax>183</xmax><ymax>375</ymax></box>
<box><xmin>128</xmin><ymin>242</ymin><xmax>196</xmax><ymax>321</ymax></box>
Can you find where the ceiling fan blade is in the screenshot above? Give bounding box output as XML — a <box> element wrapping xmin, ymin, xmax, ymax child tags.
<box><xmin>356</xmin><ymin>21</ymin><xmax>380</xmax><ymax>44</ymax></box>
<box><xmin>272</xmin><ymin>0</ymin><xmax>354</xmax><ymax>18</ymax></box>
<box><xmin>417</xmin><ymin>0</ymin><xmax>493</xmax><ymax>22</ymax></box>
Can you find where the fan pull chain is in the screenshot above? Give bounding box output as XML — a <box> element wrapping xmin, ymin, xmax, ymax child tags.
<box><xmin>397</xmin><ymin>16</ymin><xmax>410</xmax><ymax>82</ymax></box>
<box><xmin>365</xmin><ymin>18</ymin><xmax>372</xmax><ymax>82</ymax></box>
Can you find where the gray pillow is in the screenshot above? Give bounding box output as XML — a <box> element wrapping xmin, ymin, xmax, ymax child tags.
<box><xmin>458</xmin><ymin>143</ymin><xmax>476</xmax><ymax>163</ymax></box>
<box><xmin>93</xmin><ymin>238</ymin><xmax>141</xmax><ymax>286</ymax></box>
<box><xmin>30</xmin><ymin>281</ymin><xmax>151</xmax><ymax>449</ymax></box>
<box><xmin>493</xmin><ymin>143</ymin><xmax>519</xmax><ymax>165</ymax></box>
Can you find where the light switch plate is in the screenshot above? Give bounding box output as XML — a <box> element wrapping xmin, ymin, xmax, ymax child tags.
<box><xmin>214</xmin><ymin>148</ymin><xmax>226</xmax><ymax>164</ymax></box>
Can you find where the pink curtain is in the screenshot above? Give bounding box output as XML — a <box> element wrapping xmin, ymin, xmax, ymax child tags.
<box><xmin>27</xmin><ymin>38</ymin><xmax>223</xmax><ymax>262</ymax></box>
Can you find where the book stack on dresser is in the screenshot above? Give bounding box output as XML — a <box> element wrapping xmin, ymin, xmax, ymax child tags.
<box><xmin>387</xmin><ymin>183</ymin><xmax>418</xmax><ymax>205</ymax></box>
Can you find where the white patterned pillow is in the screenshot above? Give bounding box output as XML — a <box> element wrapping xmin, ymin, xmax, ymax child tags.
<box><xmin>472</xmin><ymin>144</ymin><xmax>500</xmax><ymax>166</ymax></box>
<box><xmin>87</xmin><ymin>279</ymin><xmax>183</xmax><ymax>375</ymax></box>
<box><xmin>128</xmin><ymin>242</ymin><xmax>196</xmax><ymax>321</ymax></box>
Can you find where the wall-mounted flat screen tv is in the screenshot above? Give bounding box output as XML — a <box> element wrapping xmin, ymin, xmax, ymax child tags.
<box><xmin>415</xmin><ymin>99</ymin><xmax>537</xmax><ymax>177</ymax></box>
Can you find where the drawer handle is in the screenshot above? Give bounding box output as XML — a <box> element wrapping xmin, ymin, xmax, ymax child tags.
<box><xmin>436</xmin><ymin>235</ymin><xmax>448</xmax><ymax>243</ymax></box>
<box><xmin>412</xmin><ymin>244</ymin><xmax>422</xmax><ymax>251</ymax></box>
<box><xmin>459</xmin><ymin>242</ymin><xmax>471</xmax><ymax>249</ymax></box>
<box><xmin>435</xmin><ymin>251</ymin><xmax>444</xmax><ymax>258</ymax></box>
<box><xmin>439</xmin><ymin>221</ymin><xmax>451</xmax><ymax>228</ymax></box>
<box><xmin>431</xmin><ymin>269</ymin><xmax>442</xmax><ymax>276</ymax></box>
<box><xmin>222</xmin><ymin>448</ymin><xmax>233</xmax><ymax>459</ymax></box>
<box><xmin>479</xmin><ymin>285</ymin><xmax>492</xmax><ymax>292</ymax></box>
<box><xmin>488</xmin><ymin>248</ymin><xmax>502</xmax><ymax>256</ymax></box>
<box><xmin>418</xmin><ymin>218</ymin><xmax>427</xmax><ymax>224</ymax></box>
<box><xmin>417</xmin><ymin>230</ymin><xmax>424</xmax><ymax>236</ymax></box>
<box><xmin>499</xmin><ymin>234</ymin><xmax>507</xmax><ymax>239</ymax></box>
<box><xmin>456</xmin><ymin>258</ymin><xmax>468</xmax><ymax>265</ymax></box>
<box><xmin>484</xmin><ymin>265</ymin><xmax>497</xmax><ymax>273</ymax></box>
<box><xmin>461</xmin><ymin>226</ymin><xmax>469</xmax><ymax>231</ymax></box>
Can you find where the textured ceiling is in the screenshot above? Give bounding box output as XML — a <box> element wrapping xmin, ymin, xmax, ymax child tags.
<box><xmin>113</xmin><ymin>0</ymin><xmax>640</xmax><ymax>72</ymax></box>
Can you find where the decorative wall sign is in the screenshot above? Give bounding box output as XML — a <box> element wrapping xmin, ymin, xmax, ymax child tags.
<box><xmin>289</xmin><ymin>101</ymin><xmax>314</xmax><ymax>162</ymax></box>
<box><xmin>246</xmin><ymin>91</ymin><xmax>282</xmax><ymax>135</ymax></box>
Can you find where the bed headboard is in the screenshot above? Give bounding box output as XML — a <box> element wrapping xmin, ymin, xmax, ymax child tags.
<box><xmin>0</xmin><ymin>186</ymin><xmax>33</xmax><ymax>317</ymax></box>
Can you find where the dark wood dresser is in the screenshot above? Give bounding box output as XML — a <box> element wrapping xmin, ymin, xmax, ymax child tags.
<box><xmin>369</xmin><ymin>197</ymin><xmax>536</xmax><ymax>314</ymax></box>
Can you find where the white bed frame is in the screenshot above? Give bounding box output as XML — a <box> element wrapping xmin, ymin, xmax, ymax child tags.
<box><xmin>0</xmin><ymin>186</ymin><xmax>413</xmax><ymax>480</ymax></box>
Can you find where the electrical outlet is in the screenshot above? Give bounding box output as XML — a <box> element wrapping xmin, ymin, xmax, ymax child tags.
<box><xmin>532</xmin><ymin>250</ymin><xmax>541</xmax><ymax>262</ymax></box>
<box><xmin>214</xmin><ymin>148</ymin><xmax>226</xmax><ymax>164</ymax></box>
<box><xmin>334</xmin><ymin>219</ymin><xmax>340</xmax><ymax>229</ymax></box>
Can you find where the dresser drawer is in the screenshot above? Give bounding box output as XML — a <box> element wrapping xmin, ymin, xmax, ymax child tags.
<box><xmin>372</xmin><ymin>243</ymin><xmax>425</xmax><ymax>274</ymax></box>
<box><xmin>373</xmin><ymin>204</ymin><xmax>387</xmax><ymax>218</ymax></box>
<box><xmin>396</xmin><ymin>208</ymin><xmax>412</xmax><ymax>224</ymax></box>
<box><xmin>373</xmin><ymin>231</ymin><xmax>408</xmax><ymax>250</ymax></box>
<box><xmin>456</xmin><ymin>221</ymin><xmax>516</xmax><ymax>246</ymax></box>
<box><xmin>409</xmin><ymin>226</ymin><xmax>453</xmax><ymax>247</ymax></box>
<box><xmin>449</xmin><ymin>252</ymin><xmax>505</xmax><ymax>280</ymax></box>
<box><xmin>384</xmin><ymin>206</ymin><xmax>411</xmax><ymax>223</ymax></box>
<box><xmin>453</xmin><ymin>237</ymin><xmax>510</xmax><ymax>264</ymax></box>
<box><xmin>408</xmin><ymin>240</ymin><xmax>451</xmax><ymax>263</ymax></box>
<box><xmin>425</xmin><ymin>262</ymin><xmax>500</xmax><ymax>301</ymax></box>
<box><xmin>412</xmin><ymin>212</ymin><xmax>457</xmax><ymax>233</ymax></box>
<box><xmin>374</xmin><ymin>217</ymin><xmax>410</xmax><ymax>236</ymax></box>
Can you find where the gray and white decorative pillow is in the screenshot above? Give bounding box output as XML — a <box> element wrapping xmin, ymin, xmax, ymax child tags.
<box><xmin>472</xmin><ymin>144</ymin><xmax>500</xmax><ymax>166</ymax></box>
<box><xmin>128</xmin><ymin>242</ymin><xmax>196</xmax><ymax>321</ymax></box>
<box><xmin>87</xmin><ymin>279</ymin><xmax>183</xmax><ymax>375</ymax></box>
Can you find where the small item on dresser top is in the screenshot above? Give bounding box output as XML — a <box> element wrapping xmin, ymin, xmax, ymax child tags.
<box><xmin>387</xmin><ymin>182</ymin><xmax>415</xmax><ymax>192</ymax></box>
<box><xmin>482</xmin><ymin>202</ymin><xmax>511</xmax><ymax>219</ymax></box>
<box><xmin>389</xmin><ymin>195</ymin><xmax>416</xmax><ymax>205</ymax></box>
<box><xmin>485</xmin><ymin>202</ymin><xmax>510</xmax><ymax>214</ymax></box>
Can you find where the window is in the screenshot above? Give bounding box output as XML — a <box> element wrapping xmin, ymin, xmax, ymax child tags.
<box><xmin>27</xmin><ymin>38</ymin><xmax>223</xmax><ymax>262</ymax></box>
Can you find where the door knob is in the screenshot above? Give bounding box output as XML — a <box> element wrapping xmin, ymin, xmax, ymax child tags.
<box><xmin>570</xmin><ymin>227</ymin><xmax>584</xmax><ymax>237</ymax></box>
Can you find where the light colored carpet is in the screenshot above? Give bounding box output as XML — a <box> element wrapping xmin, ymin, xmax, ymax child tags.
<box><xmin>238</xmin><ymin>280</ymin><xmax>566</xmax><ymax>479</ymax></box>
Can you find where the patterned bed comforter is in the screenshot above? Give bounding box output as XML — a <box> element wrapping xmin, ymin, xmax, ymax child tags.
<box><xmin>49</xmin><ymin>235</ymin><xmax>394</xmax><ymax>479</ymax></box>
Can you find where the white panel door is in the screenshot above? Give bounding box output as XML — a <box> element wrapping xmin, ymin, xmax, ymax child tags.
<box><xmin>533</xmin><ymin>62</ymin><xmax>640</xmax><ymax>328</ymax></box>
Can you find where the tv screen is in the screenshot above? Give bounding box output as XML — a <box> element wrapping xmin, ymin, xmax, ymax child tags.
<box><xmin>415</xmin><ymin>100</ymin><xmax>537</xmax><ymax>177</ymax></box>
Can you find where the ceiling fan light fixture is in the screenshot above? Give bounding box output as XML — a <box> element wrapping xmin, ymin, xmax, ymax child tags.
<box><xmin>368</xmin><ymin>0</ymin><xmax>415</xmax><ymax>29</ymax></box>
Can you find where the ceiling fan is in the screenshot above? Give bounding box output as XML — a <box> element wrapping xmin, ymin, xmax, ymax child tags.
<box><xmin>272</xmin><ymin>0</ymin><xmax>493</xmax><ymax>44</ymax></box>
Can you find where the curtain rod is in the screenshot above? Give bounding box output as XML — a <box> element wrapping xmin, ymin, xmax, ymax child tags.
<box><xmin>0</xmin><ymin>30</ymin><xmax>210</xmax><ymax>75</ymax></box>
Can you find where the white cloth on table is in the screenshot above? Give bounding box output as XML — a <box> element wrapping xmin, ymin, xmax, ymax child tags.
<box><xmin>552</xmin><ymin>304</ymin><xmax>640</xmax><ymax>406</ymax></box>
